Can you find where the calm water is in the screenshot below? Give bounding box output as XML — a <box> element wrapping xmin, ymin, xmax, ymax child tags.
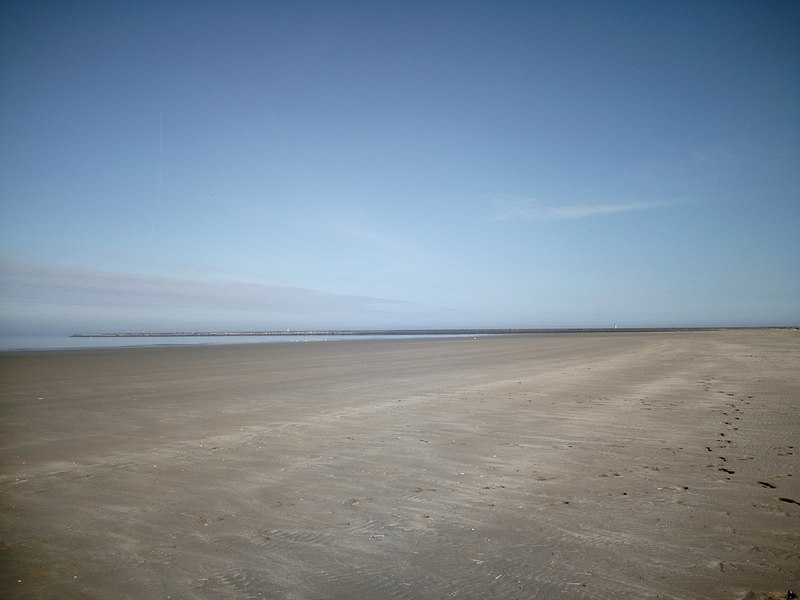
<box><xmin>0</xmin><ymin>333</ymin><xmax>484</xmax><ymax>352</ymax></box>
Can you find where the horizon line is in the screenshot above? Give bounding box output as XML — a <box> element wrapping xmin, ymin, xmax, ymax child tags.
<box><xmin>70</xmin><ymin>326</ymin><xmax>798</xmax><ymax>338</ymax></box>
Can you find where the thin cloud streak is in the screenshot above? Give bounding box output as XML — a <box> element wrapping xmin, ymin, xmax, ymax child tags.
<box><xmin>0</xmin><ymin>259</ymin><xmax>404</xmax><ymax>317</ymax></box>
<box><xmin>338</xmin><ymin>222</ymin><xmax>427</xmax><ymax>261</ymax></box>
<box><xmin>493</xmin><ymin>196</ymin><xmax>671</xmax><ymax>222</ymax></box>
<box><xmin>548</xmin><ymin>201</ymin><xmax>668</xmax><ymax>219</ymax></box>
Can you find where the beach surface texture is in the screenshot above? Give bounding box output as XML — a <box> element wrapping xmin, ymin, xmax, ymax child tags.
<box><xmin>1</xmin><ymin>330</ymin><xmax>798</xmax><ymax>599</ymax></box>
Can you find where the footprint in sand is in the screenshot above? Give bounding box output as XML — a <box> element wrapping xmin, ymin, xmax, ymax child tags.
<box><xmin>738</xmin><ymin>590</ymin><xmax>797</xmax><ymax>600</ymax></box>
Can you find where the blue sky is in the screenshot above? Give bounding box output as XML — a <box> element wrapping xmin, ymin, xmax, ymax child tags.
<box><xmin>1</xmin><ymin>0</ymin><xmax>798</xmax><ymax>334</ymax></box>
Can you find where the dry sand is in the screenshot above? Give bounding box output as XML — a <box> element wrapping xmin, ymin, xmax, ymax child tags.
<box><xmin>1</xmin><ymin>330</ymin><xmax>798</xmax><ymax>599</ymax></box>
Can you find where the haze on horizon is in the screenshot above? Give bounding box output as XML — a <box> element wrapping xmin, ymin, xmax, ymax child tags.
<box><xmin>1</xmin><ymin>1</ymin><xmax>799</xmax><ymax>336</ymax></box>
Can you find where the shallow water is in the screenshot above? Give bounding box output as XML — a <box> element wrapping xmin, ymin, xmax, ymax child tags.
<box><xmin>0</xmin><ymin>333</ymin><xmax>483</xmax><ymax>351</ymax></box>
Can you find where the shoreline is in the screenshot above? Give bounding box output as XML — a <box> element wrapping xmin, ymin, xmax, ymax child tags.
<box><xmin>3</xmin><ymin>326</ymin><xmax>796</xmax><ymax>354</ymax></box>
<box><xmin>70</xmin><ymin>325</ymin><xmax>798</xmax><ymax>337</ymax></box>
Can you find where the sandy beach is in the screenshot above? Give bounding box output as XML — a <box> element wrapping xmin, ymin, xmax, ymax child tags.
<box><xmin>1</xmin><ymin>330</ymin><xmax>798</xmax><ymax>599</ymax></box>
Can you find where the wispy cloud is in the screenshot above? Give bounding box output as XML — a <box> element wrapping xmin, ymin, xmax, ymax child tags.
<box><xmin>547</xmin><ymin>201</ymin><xmax>668</xmax><ymax>219</ymax></box>
<box><xmin>492</xmin><ymin>196</ymin><xmax>671</xmax><ymax>222</ymax></box>
<box><xmin>0</xmin><ymin>259</ymin><xmax>404</xmax><ymax>323</ymax></box>
<box><xmin>337</xmin><ymin>221</ymin><xmax>427</xmax><ymax>262</ymax></box>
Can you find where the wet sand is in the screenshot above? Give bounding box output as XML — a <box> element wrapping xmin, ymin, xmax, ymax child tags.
<box><xmin>1</xmin><ymin>330</ymin><xmax>798</xmax><ymax>599</ymax></box>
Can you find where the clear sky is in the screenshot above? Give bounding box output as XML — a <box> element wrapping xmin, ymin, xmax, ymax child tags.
<box><xmin>1</xmin><ymin>1</ymin><xmax>799</xmax><ymax>335</ymax></box>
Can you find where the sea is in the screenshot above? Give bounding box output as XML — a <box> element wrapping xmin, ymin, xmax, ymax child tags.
<box><xmin>0</xmin><ymin>333</ymin><xmax>486</xmax><ymax>352</ymax></box>
<box><xmin>0</xmin><ymin>327</ymin><xmax>729</xmax><ymax>351</ymax></box>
